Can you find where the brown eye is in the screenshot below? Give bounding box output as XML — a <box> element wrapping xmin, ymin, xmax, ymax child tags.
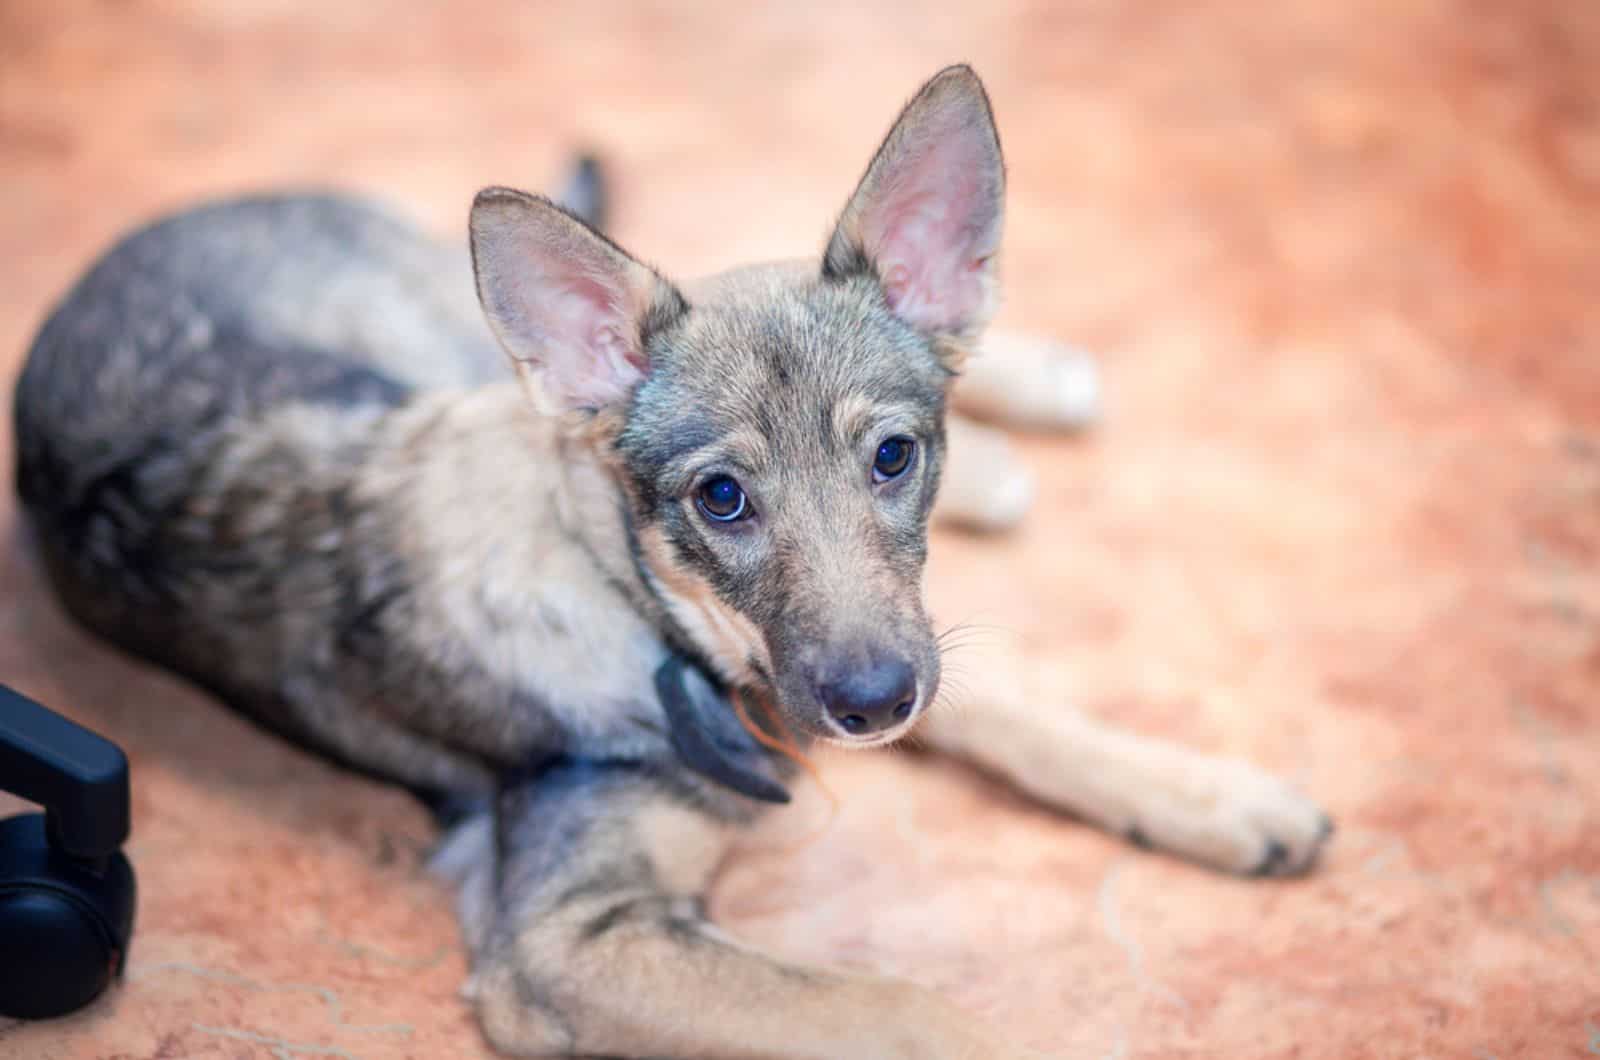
<box><xmin>872</xmin><ymin>436</ymin><xmax>915</xmax><ymax>483</ymax></box>
<box><xmin>696</xmin><ymin>476</ymin><xmax>748</xmax><ymax>522</ymax></box>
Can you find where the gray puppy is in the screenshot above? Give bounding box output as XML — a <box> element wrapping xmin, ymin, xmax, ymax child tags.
<box><xmin>14</xmin><ymin>66</ymin><xmax>1330</xmax><ymax>1058</ymax></box>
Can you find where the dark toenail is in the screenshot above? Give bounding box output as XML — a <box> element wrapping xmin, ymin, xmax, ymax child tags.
<box><xmin>1253</xmin><ymin>838</ymin><xmax>1290</xmax><ymax>876</ymax></box>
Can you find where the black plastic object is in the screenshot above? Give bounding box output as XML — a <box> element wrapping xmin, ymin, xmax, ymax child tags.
<box><xmin>0</xmin><ymin>684</ymin><xmax>136</xmax><ymax>1019</ymax></box>
<box><xmin>655</xmin><ymin>656</ymin><xmax>790</xmax><ymax>804</ymax></box>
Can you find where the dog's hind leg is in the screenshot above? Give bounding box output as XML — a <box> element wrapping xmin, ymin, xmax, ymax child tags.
<box><xmin>935</xmin><ymin>414</ymin><xmax>1039</xmax><ymax>533</ymax></box>
<box><xmin>936</xmin><ymin>334</ymin><xmax>1100</xmax><ymax>533</ymax></box>
<box><xmin>955</xmin><ymin>332</ymin><xmax>1101</xmax><ymax>432</ymax></box>
<box><xmin>455</xmin><ymin>758</ymin><xmax>1051</xmax><ymax>1060</ymax></box>
<box><xmin>917</xmin><ymin>645</ymin><xmax>1334</xmax><ymax>877</ymax></box>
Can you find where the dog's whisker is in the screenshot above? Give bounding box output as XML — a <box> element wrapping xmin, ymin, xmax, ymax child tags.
<box><xmin>11</xmin><ymin>58</ymin><xmax>1210</xmax><ymax>1058</ymax></box>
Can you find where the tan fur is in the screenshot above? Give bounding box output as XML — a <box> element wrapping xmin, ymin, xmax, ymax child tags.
<box><xmin>471</xmin><ymin>787</ymin><xmax>1049</xmax><ymax>1060</ymax></box>
<box><xmin>916</xmin><ymin>641</ymin><xmax>1330</xmax><ymax>875</ymax></box>
<box><xmin>427</xmin><ymin>327</ymin><xmax>1325</xmax><ymax>1059</ymax></box>
<box><xmin>637</xmin><ymin>522</ymin><xmax>772</xmax><ymax>684</ymax></box>
<box><xmin>15</xmin><ymin>65</ymin><xmax>1332</xmax><ymax>1060</ymax></box>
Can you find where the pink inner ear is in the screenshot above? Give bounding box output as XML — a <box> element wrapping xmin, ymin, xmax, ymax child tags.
<box><xmin>536</xmin><ymin>271</ymin><xmax>647</xmax><ymax>410</ymax></box>
<box><xmin>861</xmin><ymin>123</ymin><xmax>997</xmax><ymax>336</ymax></box>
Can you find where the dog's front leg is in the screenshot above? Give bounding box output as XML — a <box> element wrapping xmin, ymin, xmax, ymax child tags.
<box><xmin>918</xmin><ymin>655</ymin><xmax>1334</xmax><ymax>876</ymax></box>
<box><xmin>444</xmin><ymin>758</ymin><xmax>1051</xmax><ymax>1060</ymax></box>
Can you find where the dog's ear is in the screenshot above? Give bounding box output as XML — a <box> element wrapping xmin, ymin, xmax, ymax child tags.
<box><xmin>470</xmin><ymin>188</ymin><xmax>686</xmax><ymax>412</ymax></box>
<box><xmin>824</xmin><ymin>65</ymin><xmax>1005</xmax><ymax>347</ymax></box>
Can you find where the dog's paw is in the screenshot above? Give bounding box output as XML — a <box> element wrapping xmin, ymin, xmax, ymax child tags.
<box><xmin>968</xmin><ymin>332</ymin><xmax>1102</xmax><ymax>431</ymax></box>
<box><xmin>937</xmin><ymin>416</ymin><xmax>1037</xmax><ymax>533</ymax></box>
<box><xmin>1123</xmin><ymin>757</ymin><xmax>1334</xmax><ymax>877</ymax></box>
<box><xmin>949</xmin><ymin>459</ymin><xmax>1036</xmax><ymax>534</ymax></box>
<box><xmin>1036</xmin><ymin>341</ymin><xmax>1101</xmax><ymax>429</ymax></box>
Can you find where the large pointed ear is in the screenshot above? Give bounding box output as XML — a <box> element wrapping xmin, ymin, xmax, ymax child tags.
<box><xmin>823</xmin><ymin>65</ymin><xmax>1005</xmax><ymax>346</ymax></box>
<box><xmin>470</xmin><ymin>187</ymin><xmax>687</xmax><ymax>412</ymax></box>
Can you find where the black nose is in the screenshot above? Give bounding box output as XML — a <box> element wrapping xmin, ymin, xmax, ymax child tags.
<box><xmin>818</xmin><ymin>657</ymin><xmax>917</xmax><ymax>736</ymax></box>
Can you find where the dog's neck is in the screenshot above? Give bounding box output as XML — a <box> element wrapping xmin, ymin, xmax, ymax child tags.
<box><xmin>373</xmin><ymin>380</ymin><xmax>796</xmax><ymax>801</ymax></box>
<box><xmin>363</xmin><ymin>384</ymin><xmax>793</xmax><ymax>807</ymax></box>
<box><xmin>380</xmin><ymin>379</ymin><xmax>775</xmax><ymax>704</ymax></box>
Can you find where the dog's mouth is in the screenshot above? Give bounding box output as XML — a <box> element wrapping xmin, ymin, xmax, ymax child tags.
<box><xmin>717</xmin><ymin>638</ymin><xmax>943</xmax><ymax>750</ymax></box>
<box><xmin>654</xmin><ymin>652</ymin><xmax>939</xmax><ymax>805</ymax></box>
<box><xmin>747</xmin><ymin>644</ymin><xmax>943</xmax><ymax>750</ymax></box>
<box><xmin>816</xmin><ymin>695</ymin><xmax>928</xmax><ymax>748</ymax></box>
<box><xmin>820</xmin><ymin>726</ymin><xmax>916</xmax><ymax>750</ymax></box>
<box><xmin>800</xmin><ymin>667</ymin><xmax>941</xmax><ymax>749</ymax></box>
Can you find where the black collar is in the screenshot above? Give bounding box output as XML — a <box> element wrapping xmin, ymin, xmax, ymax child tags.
<box><xmin>610</xmin><ymin>503</ymin><xmax>789</xmax><ymax>804</ymax></box>
<box><xmin>653</xmin><ymin>655</ymin><xmax>790</xmax><ymax>804</ymax></box>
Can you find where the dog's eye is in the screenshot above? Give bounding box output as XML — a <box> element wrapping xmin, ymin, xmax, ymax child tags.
<box><xmin>696</xmin><ymin>476</ymin><xmax>748</xmax><ymax>522</ymax></box>
<box><xmin>872</xmin><ymin>436</ymin><xmax>916</xmax><ymax>483</ymax></box>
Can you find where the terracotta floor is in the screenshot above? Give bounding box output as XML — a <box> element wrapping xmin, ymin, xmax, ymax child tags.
<box><xmin>3</xmin><ymin>2</ymin><xmax>1599</xmax><ymax>1057</ymax></box>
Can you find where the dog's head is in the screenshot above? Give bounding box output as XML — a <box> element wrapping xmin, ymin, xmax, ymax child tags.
<box><xmin>470</xmin><ymin>66</ymin><xmax>1004</xmax><ymax>746</ymax></box>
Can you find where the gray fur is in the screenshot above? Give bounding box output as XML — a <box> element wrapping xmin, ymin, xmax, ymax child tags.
<box><xmin>13</xmin><ymin>65</ymin><xmax>1028</xmax><ymax>1058</ymax></box>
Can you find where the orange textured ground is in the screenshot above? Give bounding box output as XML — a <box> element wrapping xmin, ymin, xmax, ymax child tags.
<box><xmin>2</xmin><ymin>2</ymin><xmax>1598</xmax><ymax>1057</ymax></box>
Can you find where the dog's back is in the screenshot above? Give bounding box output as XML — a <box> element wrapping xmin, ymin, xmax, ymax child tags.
<box><xmin>14</xmin><ymin>150</ymin><xmax>621</xmax><ymax>605</ymax></box>
<box><xmin>13</xmin><ymin>194</ymin><xmax>511</xmax><ymax>784</ymax></box>
<box><xmin>17</xmin><ymin>193</ymin><xmax>496</xmax><ymax>524</ymax></box>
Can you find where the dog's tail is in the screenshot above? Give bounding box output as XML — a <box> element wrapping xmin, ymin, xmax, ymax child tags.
<box><xmin>556</xmin><ymin>153</ymin><xmax>609</xmax><ymax>232</ymax></box>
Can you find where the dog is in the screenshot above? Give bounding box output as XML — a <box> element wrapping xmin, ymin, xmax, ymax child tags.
<box><xmin>13</xmin><ymin>65</ymin><xmax>1332</xmax><ymax>1058</ymax></box>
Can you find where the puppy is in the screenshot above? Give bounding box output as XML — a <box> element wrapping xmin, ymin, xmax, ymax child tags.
<box><xmin>13</xmin><ymin>65</ymin><xmax>1331</xmax><ymax>1058</ymax></box>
